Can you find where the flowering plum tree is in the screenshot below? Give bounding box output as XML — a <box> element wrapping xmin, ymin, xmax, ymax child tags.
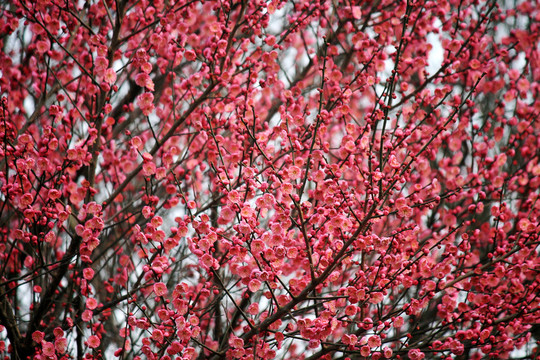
<box><xmin>0</xmin><ymin>0</ymin><xmax>539</xmax><ymax>359</ymax></box>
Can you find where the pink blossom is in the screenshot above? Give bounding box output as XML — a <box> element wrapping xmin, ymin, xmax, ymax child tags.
<box><xmin>104</xmin><ymin>68</ymin><xmax>117</xmax><ymax>84</ymax></box>
<box><xmin>368</xmin><ymin>335</ymin><xmax>381</xmax><ymax>348</ymax></box>
<box><xmin>137</xmin><ymin>92</ymin><xmax>155</xmax><ymax>115</ymax></box>
<box><xmin>288</xmin><ymin>166</ymin><xmax>302</xmax><ymax>180</ymax></box>
<box><xmin>55</xmin><ymin>338</ymin><xmax>68</xmax><ymax>353</ymax></box>
<box><xmin>87</xmin><ymin>335</ymin><xmax>100</xmax><ymax>349</ymax></box>
<box><xmin>153</xmin><ymin>282</ymin><xmax>168</xmax><ymax>296</ymax></box>
<box><xmin>247</xmin><ymin>303</ymin><xmax>259</xmax><ymax>315</ymax></box>
<box><xmin>82</xmin><ymin>310</ymin><xmax>93</xmax><ymax>322</ymax></box>
<box><xmin>352</xmin><ymin>6</ymin><xmax>362</xmax><ymax>19</ymax></box>
<box><xmin>248</xmin><ymin>279</ymin><xmax>262</xmax><ymax>292</ymax></box>
<box><xmin>228</xmin><ymin>190</ymin><xmax>241</xmax><ymax>204</ymax></box>
<box><xmin>32</xmin><ymin>331</ymin><xmax>45</xmax><ymax>343</ymax></box>
<box><xmin>83</xmin><ymin>268</ymin><xmax>95</xmax><ymax>280</ymax></box>
<box><xmin>86</xmin><ymin>298</ymin><xmax>98</xmax><ymax>310</ymax></box>
<box><xmin>360</xmin><ymin>345</ymin><xmax>371</xmax><ymax>357</ymax></box>
<box><xmin>151</xmin><ymin>329</ymin><xmax>164</xmax><ymax>342</ymax></box>
<box><xmin>408</xmin><ymin>349</ymin><xmax>425</xmax><ymax>360</ymax></box>
<box><xmin>42</xmin><ymin>341</ymin><xmax>55</xmax><ymax>356</ymax></box>
<box><xmin>36</xmin><ymin>40</ymin><xmax>50</xmax><ymax>54</ymax></box>
<box><xmin>135</xmin><ymin>73</ymin><xmax>154</xmax><ymax>91</ymax></box>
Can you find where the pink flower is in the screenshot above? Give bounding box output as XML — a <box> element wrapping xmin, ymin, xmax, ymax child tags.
<box><xmin>153</xmin><ymin>282</ymin><xmax>168</xmax><ymax>296</ymax></box>
<box><xmin>360</xmin><ymin>345</ymin><xmax>371</xmax><ymax>357</ymax></box>
<box><xmin>200</xmin><ymin>254</ymin><xmax>214</xmax><ymax>268</ymax></box>
<box><xmin>251</xmin><ymin>240</ymin><xmax>264</xmax><ymax>253</ymax></box>
<box><xmin>369</xmin><ymin>292</ymin><xmax>384</xmax><ymax>304</ymax></box>
<box><xmin>185</xmin><ymin>50</ymin><xmax>196</xmax><ymax>61</ymax></box>
<box><xmin>383</xmin><ymin>347</ymin><xmax>393</xmax><ymax>358</ymax></box>
<box><xmin>137</xmin><ymin>92</ymin><xmax>155</xmax><ymax>115</ymax></box>
<box><xmin>247</xmin><ymin>303</ymin><xmax>259</xmax><ymax>315</ymax></box>
<box><xmin>218</xmin><ymin>206</ymin><xmax>235</xmax><ymax>224</ymax></box>
<box><xmin>388</xmin><ymin>155</ymin><xmax>401</xmax><ymax>169</ymax></box>
<box><xmin>131</xmin><ymin>136</ymin><xmax>144</xmax><ymax>150</ymax></box>
<box><xmin>152</xmin><ymin>328</ymin><xmax>164</xmax><ymax>342</ymax></box>
<box><xmin>82</xmin><ymin>310</ymin><xmax>93</xmax><ymax>322</ymax></box>
<box><xmin>281</xmin><ymin>182</ymin><xmax>293</xmax><ymax>194</ymax></box>
<box><xmin>342</xmin><ymin>334</ymin><xmax>357</xmax><ymax>345</ymax></box>
<box><xmin>87</xmin><ymin>335</ymin><xmax>100</xmax><ymax>349</ymax></box>
<box><xmin>36</xmin><ymin>39</ymin><xmax>50</xmax><ymax>54</ymax></box>
<box><xmin>83</xmin><ymin>268</ymin><xmax>95</xmax><ymax>280</ymax></box>
<box><xmin>248</xmin><ymin>279</ymin><xmax>262</xmax><ymax>292</ymax></box>
<box><xmin>408</xmin><ymin>349</ymin><xmax>425</xmax><ymax>360</ymax></box>
<box><xmin>142</xmin><ymin>161</ymin><xmax>156</xmax><ymax>176</ymax></box>
<box><xmin>20</xmin><ymin>193</ymin><xmax>34</xmax><ymax>208</ymax></box>
<box><xmin>48</xmin><ymin>189</ymin><xmax>61</xmax><ymax>200</ymax></box>
<box><xmin>352</xmin><ymin>6</ymin><xmax>362</xmax><ymax>19</ymax></box>
<box><xmin>53</xmin><ymin>327</ymin><xmax>64</xmax><ymax>337</ymax></box>
<box><xmin>32</xmin><ymin>331</ymin><xmax>45</xmax><ymax>343</ymax></box>
<box><xmin>42</xmin><ymin>341</ymin><xmax>55</xmax><ymax>356</ymax></box>
<box><xmin>86</xmin><ymin>297</ymin><xmax>98</xmax><ymax>310</ymax></box>
<box><xmin>228</xmin><ymin>190</ymin><xmax>241</xmax><ymax>204</ymax></box>
<box><xmin>469</xmin><ymin>59</ymin><xmax>481</xmax><ymax>70</ymax></box>
<box><xmin>345</xmin><ymin>305</ymin><xmax>357</xmax><ymax>316</ymax></box>
<box><xmin>398</xmin><ymin>205</ymin><xmax>413</xmax><ymax>218</ymax></box>
<box><xmin>368</xmin><ymin>335</ymin><xmax>381</xmax><ymax>348</ymax></box>
<box><xmin>135</xmin><ymin>73</ymin><xmax>154</xmax><ymax>91</ymax></box>
<box><xmin>142</xmin><ymin>206</ymin><xmax>153</xmax><ymax>218</ymax></box>
<box><xmin>288</xmin><ymin>166</ymin><xmax>301</xmax><ymax>180</ymax></box>
<box><xmin>55</xmin><ymin>337</ymin><xmax>68</xmax><ymax>353</ymax></box>
<box><xmin>104</xmin><ymin>68</ymin><xmax>117</xmax><ymax>84</ymax></box>
<box><xmin>229</xmin><ymin>336</ymin><xmax>244</xmax><ymax>348</ymax></box>
<box><xmin>95</xmin><ymin>56</ymin><xmax>108</xmax><ymax>70</ymax></box>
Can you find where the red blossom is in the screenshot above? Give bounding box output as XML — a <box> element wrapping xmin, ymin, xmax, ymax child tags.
<box><xmin>55</xmin><ymin>338</ymin><xmax>67</xmax><ymax>353</ymax></box>
<box><xmin>1</xmin><ymin>0</ymin><xmax>539</xmax><ymax>359</ymax></box>
<box><xmin>87</xmin><ymin>335</ymin><xmax>100</xmax><ymax>349</ymax></box>
<box><xmin>137</xmin><ymin>92</ymin><xmax>155</xmax><ymax>115</ymax></box>
<box><xmin>104</xmin><ymin>68</ymin><xmax>117</xmax><ymax>85</ymax></box>
<box><xmin>42</xmin><ymin>341</ymin><xmax>55</xmax><ymax>357</ymax></box>
<box><xmin>153</xmin><ymin>282</ymin><xmax>168</xmax><ymax>297</ymax></box>
<box><xmin>86</xmin><ymin>298</ymin><xmax>98</xmax><ymax>310</ymax></box>
<box><xmin>32</xmin><ymin>331</ymin><xmax>44</xmax><ymax>344</ymax></box>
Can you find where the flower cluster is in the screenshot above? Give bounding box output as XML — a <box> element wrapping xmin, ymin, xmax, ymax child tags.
<box><xmin>0</xmin><ymin>0</ymin><xmax>539</xmax><ymax>359</ymax></box>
